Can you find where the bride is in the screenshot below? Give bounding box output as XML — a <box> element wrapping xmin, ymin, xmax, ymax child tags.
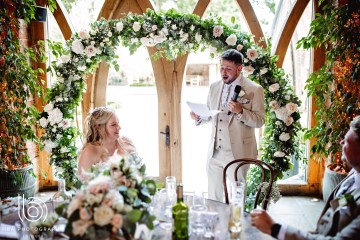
<box><xmin>78</xmin><ymin>107</ymin><xmax>137</xmax><ymax>178</ymax></box>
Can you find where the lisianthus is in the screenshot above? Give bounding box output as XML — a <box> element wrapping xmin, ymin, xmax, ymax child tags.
<box><xmin>57</xmin><ymin>155</ymin><xmax>156</xmax><ymax>240</ymax></box>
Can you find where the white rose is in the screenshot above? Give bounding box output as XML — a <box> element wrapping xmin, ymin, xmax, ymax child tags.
<box><xmin>213</xmin><ymin>26</ymin><xmax>223</xmax><ymax>37</ymax></box>
<box><xmin>246</xmin><ymin>48</ymin><xmax>258</xmax><ymax>61</ymax></box>
<box><xmin>236</xmin><ymin>44</ymin><xmax>243</xmax><ymax>51</ymax></box>
<box><xmin>72</xmin><ymin>220</ymin><xmax>89</xmax><ymax>236</ymax></box>
<box><xmin>284</xmin><ymin>116</ymin><xmax>294</xmax><ymax>126</ymax></box>
<box><xmin>94</xmin><ymin>205</ymin><xmax>114</xmax><ymax>226</ymax></box>
<box><xmin>269</xmin><ymin>100</ymin><xmax>279</xmax><ymax>110</ymax></box>
<box><xmin>116</xmin><ymin>22</ymin><xmax>123</xmax><ymax>32</ymax></box>
<box><xmin>260</xmin><ymin>67</ymin><xmax>268</xmax><ymax>75</ymax></box>
<box><xmin>195</xmin><ymin>32</ymin><xmax>202</xmax><ymax>43</ymax></box>
<box><xmin>67</xmin><ymin>198</ymin><xmax>82</xmax><ymax>217</ymax></box>
<box><xmin>242</xmin><ymin>65</ymin><xmax>255</xmax><ymax>76</ymax></box>
<box><xmin>274</xmin><ymin>151</ymin><xmax>286</xmax><ymax>157</ymax></box>
<box><xmin>269</xmin><ymin>83</ymin><xmax>280</xmax><ymax>93</ymax></box>
<box><xmin>79</xmin><ymin>29</ymin><xmax>90</xmax><ymax>40</ymax></box>
<box><xmin>85</xmin><ymin>45</ymin><xmax>97</xmax><ymax>58</ymax></box>
<box><xmin>279</xmin><ymin>132</ymin><xmax>290</xmax><ymax>141</ymax></box>
<box><xmin>71</xmin><ymin>40</ymin><xmax>84</xmax><ymax>55</ymax></box>
<box><xmin>132</xmin><ymin>21</ymin><xmax>141</xmax><ymax>32</ymax></box>
<box><xmin>286</xmin><ymin>102</ymin><xmax>298</xmax><ymax>113</ymax></box>
<box><xmin>140</xmin><ymin>37</ymin><xmax>150</xmax><ymax>46</ymax></box>
<box><xmin>225</xmin><ymin>34</ymin><xmax>237</xmax><ymax>46</ymax></box>
<box><xmin>209</xmin><ymin>46</ymin><xmax>217</xmax><ymax>54</ymax></box>
<box><xmin>59</xmin><ymin>54</ymin><xmax>70</xmax><ymax>64</ymax></box>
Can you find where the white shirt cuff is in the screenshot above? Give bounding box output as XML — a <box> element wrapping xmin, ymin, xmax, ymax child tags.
<box><xmin>277</xmin><ymin>224</ymin><xmax>287</xmax><ymax>240</ymax></box>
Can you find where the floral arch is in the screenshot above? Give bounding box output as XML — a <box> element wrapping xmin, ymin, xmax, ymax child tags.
<box><xmin>40</xmin><ymin>9</ymin><xmax>303</xmax><ymax>187</ymax></box>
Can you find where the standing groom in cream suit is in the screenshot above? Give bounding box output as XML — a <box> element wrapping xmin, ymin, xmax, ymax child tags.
<box><xmin>190</xmin><ymin>49</ymin><xmax>265</xmax><ymax>201</ymax></box>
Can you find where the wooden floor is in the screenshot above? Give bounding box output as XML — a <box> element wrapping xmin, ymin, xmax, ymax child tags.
<box><xmin>268</xmin><ymin>196</ymin><xmax>325</xmax><ymax>231</ymax></box>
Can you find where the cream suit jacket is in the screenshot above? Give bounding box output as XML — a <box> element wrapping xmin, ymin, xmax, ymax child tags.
<box><xmin>201</xmin><ymin>75</ymin><xmax>265</xmax><ymax>160</ymax></box>
<box><xmin>285</xmin><ymin>170</ymin><xmax>360</xmax><ymax>240</ymax></box>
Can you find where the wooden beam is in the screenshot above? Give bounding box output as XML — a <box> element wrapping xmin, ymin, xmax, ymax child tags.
<box><xmin>53</xmin><ymin>0</ymin><xmax>75</xmax><ymax>40</ymax></box>
<box><xmin>192</xmin><ymin>0</ymin><xmax>210</xmax><ymax>16</ymax></box>
<box><xmin>273</xmin><ymin>0</ymin><xmax>310</xmax><ymax>67</ymax></box>
<box><xmin>235</xmin><ymin>0</ymin><xmax>266</xmax><ymax>48</ymax></box>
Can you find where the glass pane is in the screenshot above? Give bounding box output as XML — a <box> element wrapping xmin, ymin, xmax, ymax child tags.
<box><xmin>203</xmin><ymin>0</ymin><xmax>250</xmax><ymax>33</ymax></box>
<box><xmin>64</xmin><ymin>0</ymin><xmax>105</xmax><ymax>32</ymax></box>
<box><xmin>150</xmin><ymin>0</ymin><xmax>198</xmax><ymax>13</ymax></box>
<box><xmin>276</xmin><ymin>1</ymin><xmax>313</xmax><ymax>184</ymax></box>
<box><xmin>108</xmin><ymin>46</ymin><xmax>159</xmax><ymax>177</ymax></box>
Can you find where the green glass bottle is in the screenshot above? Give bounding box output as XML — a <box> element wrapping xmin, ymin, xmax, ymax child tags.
<box><xmin>172</xmin><ymin>184</ymin><xmax>189</xmax><ymax>240</ymax></box>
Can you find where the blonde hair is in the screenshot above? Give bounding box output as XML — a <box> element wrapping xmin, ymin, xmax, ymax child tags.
<box><xmin>84</xmin><ymin>107</ymin><xmax>116</xmax><ymax>144</ymax></box>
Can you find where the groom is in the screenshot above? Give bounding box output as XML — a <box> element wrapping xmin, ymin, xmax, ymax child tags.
<box><xmin>250</xmin><ymin>115</ymin><xmax>360</xmax><ymax>239</ymax></box>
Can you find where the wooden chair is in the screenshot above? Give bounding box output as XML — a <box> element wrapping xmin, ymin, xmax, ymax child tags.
<box><xmin>223</xmin><ymin>158</ymin><xmax>276</xmax><ymax>210</ymax></box>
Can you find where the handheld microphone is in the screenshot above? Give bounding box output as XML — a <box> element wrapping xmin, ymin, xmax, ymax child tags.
<box><xmin>227</xmin><ymin>85</ymin><xmax>241</xmax><ymax>115</ymax></box>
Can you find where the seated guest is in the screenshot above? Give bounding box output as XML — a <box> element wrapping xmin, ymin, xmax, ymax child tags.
<box><xmin>251</xmin><ymin>115</ymin><xmax>360</xmax><ymax>239</ymax></box>
<box><xmin>78</xmin><ymin>107</ymin><xmax>137</xmax><ymax>177</ymax></box>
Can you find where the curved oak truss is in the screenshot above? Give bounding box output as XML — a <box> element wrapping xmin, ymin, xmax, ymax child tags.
<box><xmin>49</xmin><ymin>0</ymin><xmax>313</xmax><ymax>183</ymax></box>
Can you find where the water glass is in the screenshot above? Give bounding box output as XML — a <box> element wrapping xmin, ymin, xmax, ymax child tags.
<box><xmin>203</xmin><ymin>211</ymin><xmax>219</xmax><ymax>238</ymax></box>
<box><xmin>165</xmin><ymin>176</ymin><xmax>177</xmax><ymax>206</ymax></box>
<box><xmin>191</xmin><ymin>191</ymin><xmax>207</xmax><ymax>211</ymax></box>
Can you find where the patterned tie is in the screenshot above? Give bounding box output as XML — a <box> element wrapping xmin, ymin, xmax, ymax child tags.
<box><xmin>336</xmin><ymin>175</ymin><xmax>355</xmax><ymax>197</ymax></box>
<box><xmin>222</xmin><ymin>84</ymin><xmax>232</xmax><ymax>108</ymax></box>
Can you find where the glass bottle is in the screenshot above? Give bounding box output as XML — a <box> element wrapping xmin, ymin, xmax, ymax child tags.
<box><xmin>172</xmin><ymin>184</ymin><xmax>189</xmax><ymax>240</ymax></box>
<box><xmin>52</xmin><ymin>178</ymin><xmax>72</xmax><ymax>209</ymax></box>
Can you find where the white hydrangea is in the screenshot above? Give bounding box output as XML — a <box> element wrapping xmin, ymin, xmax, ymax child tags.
<box><xmin>269</xmin><ymin>83</ymin><xmax>280</xmax><ymax>93</ymax></box>
<box><xmin>47</xmin><ymin>107</ymin><xmax>63</xmax><ymax>125</ymax></box>
<box><xmin>71</xmin><ymin>40</ymin><xmax>84</xmax><ymax>55</ymax></box>
<box><xmin>44</xmin><ymin>102</ymin><xmax>54</xmax><ymax>113</ymax></box>
<box><xmin>39</xmin><ymin>117</ymin><xmax>48</xmax><ymax>128</ymax></box>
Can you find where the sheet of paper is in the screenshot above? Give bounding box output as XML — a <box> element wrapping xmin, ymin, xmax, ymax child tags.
<box><xmin>186</xmin><ymin>101</ymin><xmax>220</xmax><ymax>119</ymax></box>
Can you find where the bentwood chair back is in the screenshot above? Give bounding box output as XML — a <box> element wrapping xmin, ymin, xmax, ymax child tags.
<box><xmin>223</xmin><ymin>158</ymin><xmax>275</xmax><ymax>210</ymax></box>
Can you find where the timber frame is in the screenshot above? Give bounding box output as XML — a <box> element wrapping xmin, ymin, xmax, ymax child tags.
<box><xmin>32</xmin><ymin>0</ymin><xmax>324</xmax><ymax>195</ymax></box>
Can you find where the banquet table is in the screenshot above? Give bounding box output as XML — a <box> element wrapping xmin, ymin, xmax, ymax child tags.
<box><xmin>0</xmin><ymin>196</ymin><xmax>274</xmax><ymax>240</ymax></box>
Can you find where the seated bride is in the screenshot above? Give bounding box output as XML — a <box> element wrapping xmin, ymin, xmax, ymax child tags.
<box><xmin>78</xmin><ymin>107</ymin><xmax>137</xmax><ymax>180</ymax></box>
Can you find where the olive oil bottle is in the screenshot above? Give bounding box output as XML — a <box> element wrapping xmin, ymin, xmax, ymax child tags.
<box><xmin>172</xmin><ymin>184</ymin><xmax>189</xmax><ymax>239</ymax></box>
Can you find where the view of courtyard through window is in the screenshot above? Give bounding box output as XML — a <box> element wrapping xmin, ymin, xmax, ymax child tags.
<box><xmin>47</xmin><ymin>0</ymin><xmax>312</xmax><ymax>193</ymax></box>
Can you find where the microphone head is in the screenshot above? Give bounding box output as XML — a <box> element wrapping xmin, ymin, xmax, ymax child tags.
<box><xmin>234</xmin><ymin>85</ymin><xmax>241</xmax><ymax>93</ymax></box>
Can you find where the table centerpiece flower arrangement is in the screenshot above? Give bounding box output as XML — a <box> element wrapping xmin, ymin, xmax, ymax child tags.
<box><xmin>55</xmin><ymin>155</ymin><xmax>157</xmax><ymax>239</ymax></box>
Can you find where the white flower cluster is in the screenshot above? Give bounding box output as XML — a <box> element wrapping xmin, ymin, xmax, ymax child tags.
<box><xmin>40</xmin><ymin>102</ymin><xmax>72</xmax><ymax>153</ymax></box>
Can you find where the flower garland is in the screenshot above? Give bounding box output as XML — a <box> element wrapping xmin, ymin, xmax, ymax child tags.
<box><xmin>40</xmin><ymin>8</ymin><xmax>303</xmax><ymax>186</ymax></box>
